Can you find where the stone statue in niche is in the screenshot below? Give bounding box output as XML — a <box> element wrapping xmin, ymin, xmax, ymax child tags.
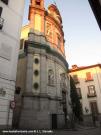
<box><xmin>60</xmin><ymin>73</ymin><xmax>67</xmax><ymax>90</ymax></box>
<box><xmin>48</xmin><ymin>69</ymin><xmax>54</xmax><ymax>85</ymax></box>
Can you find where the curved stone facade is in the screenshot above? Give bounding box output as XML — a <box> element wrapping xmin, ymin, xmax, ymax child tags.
<box><xmin>14</xmin><ymin>0</ymin><xmax>72</xmax><ymax>129</ymax></box>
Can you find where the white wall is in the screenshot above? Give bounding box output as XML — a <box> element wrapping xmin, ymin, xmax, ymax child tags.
<box><xmin>0</xmin><ymin>0</ymin><xmax>25</xmax><ymax>80</ymax></box>
<box><xmin>70</xmin><ymin>66</ymin><xmax>101</xmax><ymax>115</ymax></box>
<box><xmin>0</xmin><ymin>0</ymin><xmax>25</xmax><ymax>127</ymax></box>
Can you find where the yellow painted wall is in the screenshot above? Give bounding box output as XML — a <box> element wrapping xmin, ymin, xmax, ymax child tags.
<box><xmin>21</xmin><ymin>25</ymin><xmax>30</xmax><ymax>40</ymax></box>
<box><xmin>35</xmin><ymin>14</ymin><xmax>41</xmax><ymax>32</ymax></box>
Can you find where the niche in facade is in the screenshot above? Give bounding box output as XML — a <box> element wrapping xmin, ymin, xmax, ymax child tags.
<box><xmin>48</xmin><ymin>69</ymin><xmax>54</xmax><ymax>86</ymax></box>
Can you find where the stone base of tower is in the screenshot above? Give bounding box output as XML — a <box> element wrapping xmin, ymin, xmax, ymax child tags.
<box><xmin>19</xmin><ymin>94</ymin><xmax>65</xmax><ymax>129</ymax></box>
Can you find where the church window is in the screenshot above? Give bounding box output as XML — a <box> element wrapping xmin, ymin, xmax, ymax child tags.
<box><xmin>48</xmin><ymin>69</ymin><xmax>54</xmax><ymax>85</ymax></box>
<box><xmin>33</xmin><ymin>83</ymin><xmax>39</xmax><ymax>89</ymax></box>
<box><xmin>34</xmin><ymin>70</ymin><xmax>39</xmax><ymax>76</ymax></box>
<box><xmin>34</xmin><ymin>58</ymin><xmax>39</xmax><ymax>64</ymax></box>
<box><xmin>35</xmin><ymin>0</ymin><xmax>40</xmax><ymax>6</ymax></box>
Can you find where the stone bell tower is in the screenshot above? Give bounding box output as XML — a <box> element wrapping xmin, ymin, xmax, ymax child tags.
<box><xmin>28</xmin><ymin>0</ymin><xmax>45</xmax><ymax>32</ymax></box>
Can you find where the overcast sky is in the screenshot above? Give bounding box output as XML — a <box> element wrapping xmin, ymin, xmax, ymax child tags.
<box><xmin>23</xmin><ymin>0</ymin><xmax>101</xmax><ymax>68</ymax></box>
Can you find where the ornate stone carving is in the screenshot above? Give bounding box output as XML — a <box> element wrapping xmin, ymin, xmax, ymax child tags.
<box><xmin>60</xmin><ymin>73</ymin><xmax>67</xmax><ymax>90</ymax></box>
<box><xmin>48</xmin><ymin>69</ymin><xmax>54</xmax><ymax>85</ymax></box>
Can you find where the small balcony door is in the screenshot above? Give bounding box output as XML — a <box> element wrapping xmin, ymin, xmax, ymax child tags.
<box><xmin>90</xmin><ymin>101</ymin><xmax>98</xmax><ymax>120</ymax></box>
<box><xmin>51</xmin><ymin>114</ymin><xmax>57</xmax><ymax>129</ymax></box>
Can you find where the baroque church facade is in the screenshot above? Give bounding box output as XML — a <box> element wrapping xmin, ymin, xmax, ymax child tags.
<box><xmin>15</xmin><ymin>0</ymin><xmax>72</xmax><ymax>129</ymax></box>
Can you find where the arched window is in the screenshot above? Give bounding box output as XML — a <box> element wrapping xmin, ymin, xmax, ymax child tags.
<box><xmin>48</xmin><ymin>69</ymin><xmax>54</xmax><ymax>85</ymax></box>
<box><xmin>35</xmin><ymin>0</ymin><xmax>41</xmax><ymax>6</ymax></box>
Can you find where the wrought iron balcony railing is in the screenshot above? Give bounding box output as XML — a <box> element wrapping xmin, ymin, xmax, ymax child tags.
<box><xmin>87</xmin><ymin>93</ymin><xmax>96</xmax><ymax>98</ymax></box>
<box><xmin>0</xmin><ymin>17</ymin><xmax>4</xmax><ymax>29</ymax></box>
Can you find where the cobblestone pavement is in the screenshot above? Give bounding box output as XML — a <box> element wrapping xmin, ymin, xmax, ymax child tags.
<box><xmin>54</xmin><ymin>127</ymin><xmax>101</xmax><ymax>135</ymax></box>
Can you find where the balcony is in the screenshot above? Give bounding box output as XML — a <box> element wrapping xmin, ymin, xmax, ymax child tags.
<box><xmin>85</xmin><ymin>78</ymin><xmax>94</xmax><ymax>82</ymax></box>
<box><xmin>87</xmin><ymin>93</ymin><xmax>97</xmax><ymax>98</ymax></box>
<box><xmin>0</xmin><ymin>17</ymin><xmax>4</xmax><ymax>29</ymax></box>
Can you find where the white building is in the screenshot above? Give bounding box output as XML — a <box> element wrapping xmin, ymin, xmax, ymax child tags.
<box><xmin>70</xmin><ymin>64</ymin><xmax>101</xmax><ymax>125</ymax></box>
<box><xmin>0</xmin><ymin>0</ymin><xmax>24</xmax><ymax>128</ymax></box>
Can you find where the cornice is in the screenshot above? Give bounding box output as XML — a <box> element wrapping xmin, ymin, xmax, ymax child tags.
<box><xmin>19</xmin><ymin>40</ymin><xmax>69</xmax><ymax>71</ymax></box>
<box><xmin>69</xmin><ymin>64</ymin><xmax>101</xmax><ymax>73</ymax></box>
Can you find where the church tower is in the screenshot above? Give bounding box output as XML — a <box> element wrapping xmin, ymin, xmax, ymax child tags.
<box><xmin>28</xmin><ymin>0</ymin><xmax>45</xmax><ymax>32</ymax></box>
<box><xmin>15</xmin><ymin>0</ymin><xmax>72</xmax><ymax>129</ymax></box>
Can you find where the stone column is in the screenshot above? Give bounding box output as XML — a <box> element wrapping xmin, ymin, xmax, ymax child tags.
<box><xmin>25</xmin><ymin>53</ymin><xmax>33</xmax><ymax>93</ymax></box>
<box><xmin>40</xmin><ymin>54</ymin><xmax>47</xmax><ymax>94</ymax></box>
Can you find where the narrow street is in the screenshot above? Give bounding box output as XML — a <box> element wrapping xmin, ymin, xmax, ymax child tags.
<box><xmin>54</xmin><ymin>127</ymin><xmax>101</xmax><ymax>135</ymax></box>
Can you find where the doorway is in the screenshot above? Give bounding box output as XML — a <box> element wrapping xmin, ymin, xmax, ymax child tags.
<box><xmin>51</xmin><ymin>114</ymin><xmax>57</xmax><ymax>129</ymax></box>
<box><xmin>90</xmin><ymin>101</ymin><xmax>98</xmax><ymax>120</ymax></box>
